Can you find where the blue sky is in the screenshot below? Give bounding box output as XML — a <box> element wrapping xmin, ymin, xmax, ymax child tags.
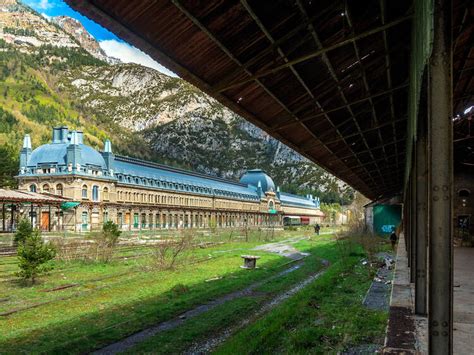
<box><xmin>21</xmin><ymin>0</ymin><xmax>176</xmax><ymax>76</ymax></box>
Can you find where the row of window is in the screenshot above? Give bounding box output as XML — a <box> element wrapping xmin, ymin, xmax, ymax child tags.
<box><xmin>79</xmin><ymin>211</ymin><xmax>273</xmax><ymax>228</ymax></box>
<box><xmin>81</xmin><ymin>185</ymin><xmax>108</xmax><ymax>201</ymax></box>
<box><xmin>116</xmin><ymin>190</ymin><xmax>212</xmax><ymax>207</ymax></box>
<box><xmin>116</xmin><ymin>174</ymin><xmax>258</xmax><ymax>201</ymax></box>
<box><xmin>30</xmin><ymin>183</ymin><xmax>63</xmax><ymax>196</ymax></box>
<box><xmin>29</xmin><ymin>183</ymin><xmax>109</xmax><ymax>202</ymax></box>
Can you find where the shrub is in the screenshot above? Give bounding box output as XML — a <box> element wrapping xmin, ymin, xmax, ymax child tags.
<box><xmin>151</xmin><ymin>232</ymin><xmax>193</xmax><ymax>270</ymax></box>
<box><xmin>92</xmin><ymin>221</ymin><xmax>121</xmax><ymax>263</ymax></box>
<box><xmin>14</xmin><ymin>218</ymin><xmax>33</xmax><ymax>245</ymax></box>
<box><xmin>16</xmin><ymin>230</ymin><xmax>56</xmax><ymax>283</ymax></box>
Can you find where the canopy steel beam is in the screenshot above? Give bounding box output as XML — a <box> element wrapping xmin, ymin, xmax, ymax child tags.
<box><xmin>295</xmin><ymin>0</ymin><xmax>386</xmax><ymax>185</ymax></box>
<box><xmin>213</xmin><ymin>15</ymin><xmax>412</xmax><ymax>93</ymax></box>
<box><xmin>380</xmin><ymin>0</ymin><xmax>400</xmax><ymax>169</ymax></box>
<box><xmin>239</xmin><ymin>0</ymin><xmax>378</xmax><ymax>188</ymax></box>
<box><xmin>271</xmin><ymin>84</ymin><xmax>409</xmax><ymax>131</ymax></box>
<box><xmin>300</xmin><ymin>115</ymin><xmax>407</xmax><ymax>153</ymax></box>
<box><xmin>327</xmin><ymin>137</ymin><xmax>406</xmax><ymax>163</ymax></box>
<box><xmin>345</xmin><ymin>1</ymin><xmax>388</xmax><ymax>164</ymax></box>
<box><xmin>415</xmin><ymin>111</ymin><xmax>428</xmax><ymax>316</ymax></box>
<box><xmin>428</xmin><ymin>0</ymin><xmax>453</xmax><ymax>353</ymax></box>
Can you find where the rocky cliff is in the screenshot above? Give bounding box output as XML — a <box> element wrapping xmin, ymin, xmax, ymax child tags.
<box><xmin>0</xmin><ymin>0</ymin><xmax>354</xmax><ymax>203</ymax></box>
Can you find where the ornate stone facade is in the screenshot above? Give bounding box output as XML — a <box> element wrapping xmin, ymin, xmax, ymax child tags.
<box><xmin>16</xmin><ymin>127</ymin><xmax>323</xmax><ymax>232</ymax></box>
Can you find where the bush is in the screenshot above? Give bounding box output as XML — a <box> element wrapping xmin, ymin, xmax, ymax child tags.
<box><xmin>92</xmin><ymin>221</ymin><xmax>121</xmax><ymax>263</ymax></box>
<box><xmin>16</xmin><ymin>230</ymin><xmax>56</xmax><ymax>283</ymax></box>
<box><xmin>151</xmin><ymin>232</ymin><xmax>193</xmax><ymax>270</ymax></box>
<box><xmin>14</xmin><ymin>219</ymin><xmax>33</xmax><ymax>245</ymax></box>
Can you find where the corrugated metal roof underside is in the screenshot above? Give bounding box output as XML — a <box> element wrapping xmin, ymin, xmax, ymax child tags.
<box><xmin>65</xmin><ymin>0</ymin><xmax>415</xmax><ymax>200</ymax></box>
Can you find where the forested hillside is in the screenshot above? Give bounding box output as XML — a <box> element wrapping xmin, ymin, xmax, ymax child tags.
<box><xmin>0</xmin><ymin>0</ymin><xmax>354</xmax><ymax>204</ymax></box>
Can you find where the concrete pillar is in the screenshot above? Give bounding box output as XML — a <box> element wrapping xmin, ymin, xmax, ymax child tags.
<box><xmin>415</xmin><ymin>113</ymin><xmax>429</xmax><ymax>316</ymax></box>
<box><xmin>428</xmin><ymin>0</ymin><xmax>453</xmax><ymax>352</ymax></box>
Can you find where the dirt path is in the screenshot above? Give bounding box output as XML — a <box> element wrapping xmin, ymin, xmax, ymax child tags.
<box><xmin>93</xmin><ymin>263</ymin><xmax>304</xmax><ymax>355</ymax></box>
<box><xmin>253</xmin><ymin>237</ymin><xmax>310</xmax><ymax>260</ymax></box>
<box><xmin>93</xmin><ymin>237</ymin><xmax>321</xmax><ymax>355</ymax></box>
<box><xmin>185</xmin><ymin>265</ymin><xmax>328</xmax><ymax>354</ymax></box>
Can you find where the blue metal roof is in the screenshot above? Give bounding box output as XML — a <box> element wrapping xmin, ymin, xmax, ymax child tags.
<box><xmin>113</xmin><ymin>156</ymin><xmax>260</xmax><ymax>201</ymax></box>
<box><xmin>279</xmin><ymin>192</ymin><xmax>318</xmax><ymax>208</ymax></box>
<box><xmin>28</xmin><ymin>143</ymin><xmax>107</xmax><ymax>169</ymax></box>
<box><xmin>239</xmin><ymin>169</ymin><xmax>276</xmax><ymax>192</ymax></box>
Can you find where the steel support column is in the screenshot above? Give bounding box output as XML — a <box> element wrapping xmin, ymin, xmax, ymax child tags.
<box><xmin>428</xmin><ymin>0</ymin><xmax>453</xmax><ymax>353</ymax></box>
<box><xmin>410</xmin><ymin>157</ymin><xmax>417</xmax><ymax>284</ymax></box>
<box><xmin>415</xmin><ymin>121</ymin><xmax>428</xmax><ymax>315</ymax></box>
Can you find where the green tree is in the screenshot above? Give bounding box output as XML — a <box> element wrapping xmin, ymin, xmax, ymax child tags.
<box><xmin>14</xmin><ymin>218</ymin><xmax>33</xmax><ymax>245</ymax></box>
<box><xmin>16</xmin><ymin>230</ymin><xmax>56</xmax><ymax>283</ymax></box>
<box><xmin>94</xmin><ymin>221</ymin><xmax>121</xmax><ymax>262</ymax></box>
<box><xmin>102</xmin><ymin>220</ymin><xmax>121</xmax><ymax>244</ymax></box>
<box><xmin>0</xmin><ymin>144</ymin><xmax>19</xmax><ymax>188</ymax></box>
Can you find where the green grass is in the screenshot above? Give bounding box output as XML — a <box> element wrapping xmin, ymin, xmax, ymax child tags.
<box><xmin>0</xmin><ymin>229</ymin><xmax>312</xmax><ymax>353</ymax></box>
<box><xmin>126</xmin><ymin>236</ymin><xmax>335</xmax><ymax>354</ymax></box>
<box><xmin>114</xmin><ymin>234</ymin><xmax>387</xmax><ymax>354</ymax></box>
<box><xmin>0</xmin><ymin>229</ymin><xmax>388</xmax><ymax>354</ymax></box>
<box><xmin>215</xmin><ymin>247</ymin><xmax>387</xmax><ymax>354</ymax></box>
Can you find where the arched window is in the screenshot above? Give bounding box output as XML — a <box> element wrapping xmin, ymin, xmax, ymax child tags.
<box><xmin>103</xmin><ymin>187</ymin><xmax>109</xmax><ymax>201</ymax></box>
<box><xmin>56</xmin><ymin>184</ymin><xmax>63</xmax><ymax>196</ymax></box>
<box><xmin>82</xmin><ymin>185</ymin><xmax>88</xmax><ymax>199</ymax></box>
<box><xmin>92</xmin><ymin>186</ymin><xmax>99</xmax><ymax>201</ymax></box>
<box><xmin>42</xmin><ymin>184</ymin><xmax>50</xmax><ymax>193</ymax></box>
<box><xmin>29</xmin><ymin>184</ymin><xmax>37</xmax><ymax>193</ymax></box>
<box><xmin>268</xmin><ymin>200</ymin><xmax>275</xmax><ymax>210</ymax></box>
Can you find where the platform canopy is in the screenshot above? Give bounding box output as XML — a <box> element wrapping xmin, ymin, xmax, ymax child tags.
<box><xmin>0</xmin><ymin>189</ymin><xmax>71</xmax><ymax>204</ymax></box>
<box><xmin>65</xmin><ymin>0</ymin><xmax>473</xmax><ymax>199</ymax></box>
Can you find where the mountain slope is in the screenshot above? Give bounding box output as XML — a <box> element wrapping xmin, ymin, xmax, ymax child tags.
<box><xmin>0</xmin><ymin>0</ymin><xmax>354</xmax><ymax>204</ymax></box>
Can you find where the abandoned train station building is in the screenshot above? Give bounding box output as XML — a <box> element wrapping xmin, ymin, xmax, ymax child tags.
<box><xmin>15</xmin><ymin>127</ymin><xmax>323</xmax><ymax>231</ymax></box>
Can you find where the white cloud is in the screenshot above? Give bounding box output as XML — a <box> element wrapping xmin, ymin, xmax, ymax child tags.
<box><xmin>99</xmin><ymin>40</ymin><xmax>177</xmax><ymax>77</ymax></box>
<box><xmin>22</xmin><ymin>0</ymin><xmax>54</xmax><ymax>10</ymax></box>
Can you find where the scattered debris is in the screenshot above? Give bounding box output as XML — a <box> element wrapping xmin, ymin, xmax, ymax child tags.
<box><xmin>205</xmin><ymin>276</ymin><xmax>222</xmax><ymax>282</ymax></box>
<box><xmin>39</xmin><ymin>283</ymin><xmax>79</xmax><ymax>292</ymax></box>
<box><xmin>240</xmin><ymin>255</ymin><xmax>260</xmax><ymax>269</ymax></box>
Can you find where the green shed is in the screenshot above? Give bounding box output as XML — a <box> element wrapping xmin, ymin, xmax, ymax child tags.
<box><xmin>373</xmin><ymin>205</ymin><xmax>402</xmax><ymax>236</ymax></box>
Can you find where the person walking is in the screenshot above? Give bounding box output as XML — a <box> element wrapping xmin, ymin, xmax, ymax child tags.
<box><xmin>314</xmin><ymin>223</ymin><xmax>321</xmax><ymax>236</ymax></box>
<box><xmin>390</xmin><ymin>228</ymin><xmax>398</xmax><ymax>252</ymax></box>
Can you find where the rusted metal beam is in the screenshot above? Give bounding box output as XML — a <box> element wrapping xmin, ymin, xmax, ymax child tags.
<box><xmin>271</xmin><ymin>84</ymin><xmax>409</xmax><ymax>131</ymax></box>
<box><xmin>326</xmin><ymin>137</ymin><xmax>406</xmax><ymax>163</ymax></box>
<box><xmin>415</xmin><ymin>112</ymin><xmax>428</xmax><ymax>316</ymax></box>
<box><xmin>294</xmin><ymin>0</ymin><xmax>386</xmax><ymax>186</ymax></box>
<box><xmin>239</xmin><ymin>0</ymin><xmax>378</xmax><ymax>187</ymax></box>
<box><xmin>345</xmin><ymin>1</ymin><xmax>388</xmax><ymax>165</ymax></box>
<box><xmin>212</xmin><ymin>2</ymin><xmax>342</xmax><ymax>90</ymax></box>
<box><xmin>297</xmin><ymin>1</ymin><xmax>386</xmax><ymax>184</ymax></box>
<box><xmin>410</xmin><ymin>149</ymin><xmax>417</xmax><ymax>283</ymax></box>
<box><xmin>300</xmin><ymin>117</ymin><xmax>407</xmax><ymax>152</ymax></box>
<box><xmin>213</xmin><ymin>15</ymin><xmax>412</xmax><ymax>93</ymax></box>
<box><xmin>380</xmin><ymin>0</ymin><xmax>400</xmax><ymax>169</ymax></box>
<box><xmin>428</xmin><ymin>0</ymin><xmax>453</xmax><ymax>353</ymax></box>
<box><xmin>337</xmin><ymin>152</ymin><xmax>405</xmax><ymax>173</ymax></box>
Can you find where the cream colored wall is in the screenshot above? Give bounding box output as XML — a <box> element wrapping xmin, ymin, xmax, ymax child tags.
<box><xmin>18</xmin><ymin>176</ymin><xmax>291</xmax><ymax>231</ymax></box>
<box><xmin>281</xmin><ymin>205</ymin><xmax>323</xmax><ymax>217</ymax></box>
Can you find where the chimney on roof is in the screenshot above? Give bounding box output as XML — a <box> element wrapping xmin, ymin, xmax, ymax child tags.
<box><xmin>66</xmin><ymin>131</ymin><xmax>82</xmax><ymax>172</ymax></box>
<box><xmin>101</xmin><ymin>139</ymin><xmax>114</xmax><ymax>172</ymax></box>
<box><xmin>20</xmin><ymin>134</ymin><xmax>32</xmax><ymax>170</ymax></box>
<box><xmin>53</xmin><ymin>126</ymin><xmax>69</xmax><ymax>143</ymax></box>
<box><xmin>76</xmin><ymin>131</ymin><xmax>84</xmax><ymax>144</ymax></box>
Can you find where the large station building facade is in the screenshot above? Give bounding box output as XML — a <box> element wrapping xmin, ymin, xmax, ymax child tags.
<box><xmin>16</xmin><ymin>127</ymin><xmax>324</xmax><ymax>232</ymax></box>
